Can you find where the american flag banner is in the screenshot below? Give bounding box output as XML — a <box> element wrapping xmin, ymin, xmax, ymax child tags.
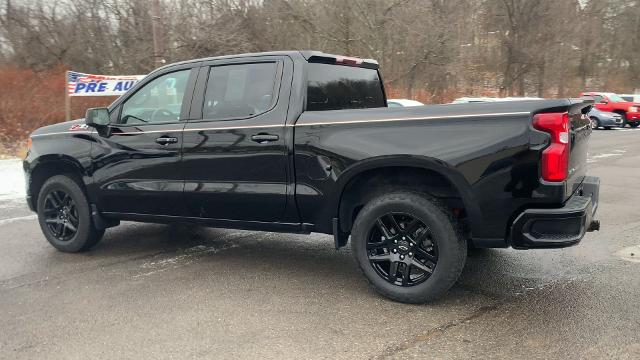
<box><xmin>67</xmin><ymin>71</ymin><xmax>146</xmax><ymax>97</ymax></box>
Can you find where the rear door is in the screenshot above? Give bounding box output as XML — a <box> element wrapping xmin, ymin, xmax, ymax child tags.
<box><xmin>181</xmin><ymin>56</ymin><xmax>293</xmax><ymax>222</ymax></box>
<box><xmin>91</xmin><ymin>65</ymin><xmax>197</xmax><ymax>216</ymax></box>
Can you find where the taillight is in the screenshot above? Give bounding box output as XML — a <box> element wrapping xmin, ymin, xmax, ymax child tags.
<box><xmin>533</xmin><ymin>112</ymin><xmax>570</xmax><ymax>182</ymax></box>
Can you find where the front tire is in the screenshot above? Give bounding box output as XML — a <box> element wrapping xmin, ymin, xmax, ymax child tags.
<box><xmin>351</xmin><ymin>191</ymin><xmax>467</xmax><ymax>303</ymax></box>
<box><xmin>630</xmin><ymin>122</ymin><xmax>639</xmax><ymax>128</ymax></box>
<box><xmin>37</xmin><ymin>175</ymin><xmax>104</xmax><ymax>252</ymax></box>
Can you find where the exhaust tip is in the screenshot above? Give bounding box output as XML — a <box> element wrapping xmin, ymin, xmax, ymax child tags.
<box><xmin>587</xmin><ymin>219</ymin><xmax>600</xmax><ymax>232</ymax></box>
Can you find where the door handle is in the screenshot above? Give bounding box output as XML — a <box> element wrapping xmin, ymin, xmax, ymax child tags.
<box><xmin>251</xmin><ymin>133</ymin><xmax>279</xmax><ymax>143</ymax></box>
<box><xmin>155</xmin><ymin>136</ymin><xmax>178</xmax><ymax>145</ymax></box>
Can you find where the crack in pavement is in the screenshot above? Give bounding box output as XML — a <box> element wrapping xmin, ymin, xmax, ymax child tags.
<box><xmin>372</xmin><ymin>302</ymin><xmax>502</xmax><ymax>359</ymax></box>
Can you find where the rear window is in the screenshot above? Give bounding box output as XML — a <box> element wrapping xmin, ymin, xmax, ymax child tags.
<box><xmin>306</xmin><ymin>63</ymin><xmax>385</xmax><ymax>111</ymax></box>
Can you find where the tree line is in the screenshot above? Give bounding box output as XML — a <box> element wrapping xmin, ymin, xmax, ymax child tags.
<box><xmin>1</xmin><ymin>0</ymin><xmax>639</xmax><ymax>102</ymax></box>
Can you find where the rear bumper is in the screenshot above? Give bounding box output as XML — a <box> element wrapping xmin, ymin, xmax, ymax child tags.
<box><xmin>510</xmin><ymin>176</ymin><xmax>600</xmax><ymax>249</ymax></box>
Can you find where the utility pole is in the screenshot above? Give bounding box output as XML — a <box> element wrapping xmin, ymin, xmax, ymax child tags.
<box><xmin>150</xmin><ymin>0</ymin><xmax>162</xmax><ymax>68</ymax></box>
<box><xmin>65</xmin><ymin>71</ymin><xmax>71</xmax><ymax>122</ymax></box>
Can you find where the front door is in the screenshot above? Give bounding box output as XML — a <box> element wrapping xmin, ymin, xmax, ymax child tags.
<box><xmin>91</xmin><ymin>67</ymin><xmax>197</xmax><ymax>216</ymax></box>
<box><xmin>182</xmin><ymin>57</ymin><xmax>292</xmax><ymax>222</ymax></box>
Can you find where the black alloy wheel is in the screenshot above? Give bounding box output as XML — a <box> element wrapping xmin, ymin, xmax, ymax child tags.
<box><xmin>351</xmin><ymin>191</ymin><xmax>467</xmax><ymax>303</ymax></box>
<box><xmin>42</xmin><ymin>189</ymin><xmax>79</xmax><ymax>242</ymax></box>
<box><xmin>37</xmin><ymin>175</ymin><xmax>105</xmax><ymax>252</ymax></box>
<box><xmin>367</xmin><ymin>213</ymin><xmax>438</xmax><ymax>287</ymax></box>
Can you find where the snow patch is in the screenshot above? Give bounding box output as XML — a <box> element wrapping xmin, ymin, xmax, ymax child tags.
<box><xmin>0</xmin><ymin>159</ymin><xmax>26</xmax><ymax>201</ymax></box>
<box><xmin>592</xmin><ymin>153</ymin><xmax>623</xmax><ymax>159</ymax></box>
<box><xmin>588</xmin><ymin>152</ymin><xmax>625</xmax><ymax>163</ymax></box>
<box><xmin>615</xmin><ymin>245</ymin><xmax>640</xmax><ymax>263</ymax></box>
<box><xmin>133</xmin><ymin>243</ymin><xmax>239</xmax><ymax>278</ymax></box>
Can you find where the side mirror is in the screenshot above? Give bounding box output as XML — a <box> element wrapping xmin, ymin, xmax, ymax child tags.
<box><xmin>85</xmin><ymin>107</ymin><xmax>110</xmax><ymax>127</ymax></box>
<box><xmin>600</xmin><ymin>100</ymin><xmax>608</xmax><ymax>105</ymax></box>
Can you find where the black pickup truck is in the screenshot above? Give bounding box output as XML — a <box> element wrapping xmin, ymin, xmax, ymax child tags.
<box><xmin>24</xmin><ymin>51</ymin><xmax>600</xmax><ymax>303</ymax></box>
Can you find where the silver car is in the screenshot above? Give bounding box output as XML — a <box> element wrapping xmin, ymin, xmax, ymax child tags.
<box><xmin>589</xmin><ymin>108</ymin><xmax>624</xmax><ymax>129</ymax></box>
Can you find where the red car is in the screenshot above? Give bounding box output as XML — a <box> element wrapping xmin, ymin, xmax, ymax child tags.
<box><xmin>580</xmin><ymin>92</ymin><xmax>640</xmax><ymax>127</ymax></box>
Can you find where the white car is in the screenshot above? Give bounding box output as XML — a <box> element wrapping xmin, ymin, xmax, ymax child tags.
<box><xmin>451</xmin><ymin>97</ymin><xmax>499</xmax><ymax>104</ymax></box>
<box><xmin>620</xmin><ymin>94</ymin><xmax>640</xmax><ymax>103</ymax></box>
<box><xmin>387</xmin><ymin>99</ymin><xmax>424</xmax><ymax>107</ymax></box>
<box><xmin>451</xmin><ymin>97</ymin><xmax>543</xmax><ymax>104</ymax></box>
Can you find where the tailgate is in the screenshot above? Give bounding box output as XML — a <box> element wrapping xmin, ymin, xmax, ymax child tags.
<box><xmin>566</xmin><ymin>100</ymin><xmax>593</xmax><ymax>198</ymax></box>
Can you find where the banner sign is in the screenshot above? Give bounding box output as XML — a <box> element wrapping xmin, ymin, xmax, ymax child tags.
<box><xmin>67</xmin><ymin>71</ymin><xmax>146</xmax><ymax>97</ymax></box>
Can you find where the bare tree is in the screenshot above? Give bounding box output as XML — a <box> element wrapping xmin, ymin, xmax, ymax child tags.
<box><xmin>0</xmin><ymin>0</ymin><xmax>639</xmax><ymax>100</ymax></box>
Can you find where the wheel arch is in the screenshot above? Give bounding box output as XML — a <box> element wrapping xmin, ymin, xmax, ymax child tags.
<box><xmin>331</xmin><ymin>156</ymin><xmax>481</xmax><ymax>236</ymax></box>
<box><xmin>27</xmin><ymin>155</ymin><xmax>89</xmax><ymax>210</ymax></box>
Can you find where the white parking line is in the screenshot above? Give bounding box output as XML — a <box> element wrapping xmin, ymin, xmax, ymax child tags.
<box><xmin>0</xmin><ymin>215</ymin><xmax>37</xmax><ymax>225</ymax></box>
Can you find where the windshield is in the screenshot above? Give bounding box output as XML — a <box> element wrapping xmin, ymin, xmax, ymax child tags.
<box><xmin>607</xmin><ymin>94</ymin><xmax>625</xmax><ymax>102</ymax></box>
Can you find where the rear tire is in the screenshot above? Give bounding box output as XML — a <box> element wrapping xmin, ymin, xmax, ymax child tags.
<box><xmin>630</xmin><ymin>122</ymin><xmax>639</xmax><ymax>128</ymax></box>
<box><xmin>351</xmin><ymin>191</ymin><xmax>467</xmax><ymax>303</ymax></box>
<box><xmin>589</xmin><ymin>117</ymin><xmax>600</xmax><ymax>129</ymax></box>
<box><xmin>37</xmin><ymin>175</ymin><xmax>105</xmax><ymax>252</ymax></box>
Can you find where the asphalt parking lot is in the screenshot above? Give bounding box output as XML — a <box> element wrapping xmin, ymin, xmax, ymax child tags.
<box><xmin>1</xmin><ymin>128</ymin><xmax>639</xmax><ymax>359</ymax></box>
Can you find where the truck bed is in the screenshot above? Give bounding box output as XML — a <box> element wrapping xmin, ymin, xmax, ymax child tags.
<box><xmin>294</xmin><ymin>99</ymin><xmax>592</xmax><ymax>242</ymax></box>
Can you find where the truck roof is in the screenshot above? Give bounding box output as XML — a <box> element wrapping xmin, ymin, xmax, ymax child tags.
<box><xmin>153</xmin><ymin>50</ymin><xmax>379</xmax><ymax>73</ymax></box>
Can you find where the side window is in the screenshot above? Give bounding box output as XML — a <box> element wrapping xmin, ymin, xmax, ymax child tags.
<box><xmin>203</xmin><ymin>62</ymin><xmax>278</xmax><ymax>120</ymax></box>
<box><xmin>306</xmin><ymin>63</ymin><xmax>385</xmax><ymax>111</ymax></box>
<box><xmin>120</xmin><ymin>70</ymin><xmax>190</xmax><ymax>124</ymax></box>
<box><xmin>593</xmin><ymin>95</ymin><xmax>604</xmax><ymax>103</ymax></box>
